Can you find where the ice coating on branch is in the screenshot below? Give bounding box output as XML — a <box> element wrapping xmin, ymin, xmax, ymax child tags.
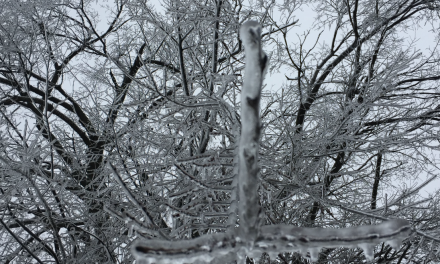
<box><xmin>359</xmin><ymin>243</ymin><xmax>375</xmax><ymax>261</ymax></box>
<box><xmin>132</xmin><ymin>232</ymin><xmax>237</xmax><ymax>263</ymax></box>
<box><xmin>256</xmin><ymin>219</ymin><xmax>410</xmax><ymax>247</ymax></box>
<box><xmin>269</xmin><ymin>251</ymin><xmax>280</xmax><ymax>260</ymax></box>
<box><xmin>238</xmin><ymin>20</ymin><xmax>267</xmax><ymax>241</ymax></box>
<box><xmin>132</xmin><ymin>219</ymin><xmax>410</xmax><ymax>263</ymax></box>
<box><xmin>309</xmin><ymin>247</ymin><xmax>320</xmax><ymax>261</ymax></box>
<box><xmin>299</xmin><ymin>248</ymin><xmax>308</xmax><ymax>258</ymax></box>
<box><xmin>135</xmin><ymin>255</ymin><xmax>216</xmax><ymax>264</ymax></box>
<box><xmin>128</xmin><ymin>223</ymin><xmax>134</xmax><ymax>237</ymax></box>
<box><xmin>254</xmin><ymin>219</ymin><xmax>411</xmax><ymax>260</ymax></box>
<box><xmin>387</xmin><ymin>238</ymin><xmax>403</xmax><ymax>249</ymax></box>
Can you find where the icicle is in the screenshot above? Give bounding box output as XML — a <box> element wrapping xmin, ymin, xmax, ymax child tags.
<box><xmin>359</xmin><ymin>243</ymin><xmax>374</xmax><ymax>261</ymax></box>
<box><xmin>299</xmin><ymin>247</ymin><xmax>308</xmax><ymax>258</ymax></box>
<box><xmin>268</xmin><ymin>251</ymin><xmax>278</xmax><ymax>260</ymax></box>
<box><xmin>246</xmin><ymin>250</ymin><xmax>259</xmax><ymax>259</ymax></box>
<box><xmin>128</xmin><ymin>224</ymin><xmax>134</xmax><ymax>237</ymax></box>
<box><xmin>387</xmin><ymin>239</ymin><xmax>402</xmax><ymax>250</ymax></box>
<box><xmin>236</xmin><ymin>252</ymin><xmax>246</xmax><ymax>263</ymax></box>
<box><xmin>309</xmin><ymin>247</ymin><xmax>320</xmax><ymax>262</ymax></box>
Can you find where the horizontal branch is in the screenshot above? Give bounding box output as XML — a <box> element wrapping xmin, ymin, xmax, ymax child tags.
<box><xmin>132</xmin><ymin>232</ymin><xmax>237</xmax><ymax>263</ymax></box>
<box><xmin>256</xmin><ymin>219</ymin><xmax>411</xmax><ymax>253</ymax></box>
<box><xmin>133</xmin><ymin>219</ymin><xmax>411</xmax><ymax>262</ymax></box>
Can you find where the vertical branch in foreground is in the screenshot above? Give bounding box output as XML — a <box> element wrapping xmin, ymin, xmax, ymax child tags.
<box><xmin>238</xmin><ymin>20</ymin><xmax>268</xmax><ymax>241</ymax></box>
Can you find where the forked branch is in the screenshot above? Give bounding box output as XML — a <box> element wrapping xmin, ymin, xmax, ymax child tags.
<box><xmin>131</xmin><ymin>21</ymin><xmax>411</xmax><ymax>264</ymax></box>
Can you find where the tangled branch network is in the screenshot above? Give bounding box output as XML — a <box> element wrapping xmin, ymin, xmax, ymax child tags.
<box><xmin>131</xmin><ymin>21</ymin><xmax>411</xmax><ymax>264</ymax></box>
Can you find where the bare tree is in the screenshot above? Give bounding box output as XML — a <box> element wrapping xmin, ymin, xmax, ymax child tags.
<box><xmin>0</xmin><ymin>0</ymin><xmax>439</xmax><ymax>263</ymax></box>
<box><xmin>132</xmin><ymin>20</ymin><xmax>411</xmax><ymax>264</ymax></box>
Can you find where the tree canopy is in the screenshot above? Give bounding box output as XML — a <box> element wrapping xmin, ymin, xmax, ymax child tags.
<box><xmin>0</xmin><ymin>0</ymin><xmax>440</xmax><ymax>263</ymax></box>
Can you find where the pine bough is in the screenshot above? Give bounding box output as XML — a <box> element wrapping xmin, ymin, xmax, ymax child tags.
<box><xmin>132</xmin><ymin>21</ymin><xmax>411</xmax><ymax>263</ymax></box>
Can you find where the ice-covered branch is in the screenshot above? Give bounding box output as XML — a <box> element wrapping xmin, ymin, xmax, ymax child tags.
<box><xmin>255</xmin><ymin>219</ymin><xmax>411</xmax><ymax>261</ymax></box>
<box><xmin>238</xmin><ymin>20</ymin><xmax>268</xmax><ymax>240</ymax></box>
<box><xmin>132</xmin><ymin>232</ymin><xmax>238</xmax><ymax>264</ymax></box>
<box><xmin>132</xmin><ymin>219</ymin><xmax>411</xmax><ymax>263</ymax></box>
